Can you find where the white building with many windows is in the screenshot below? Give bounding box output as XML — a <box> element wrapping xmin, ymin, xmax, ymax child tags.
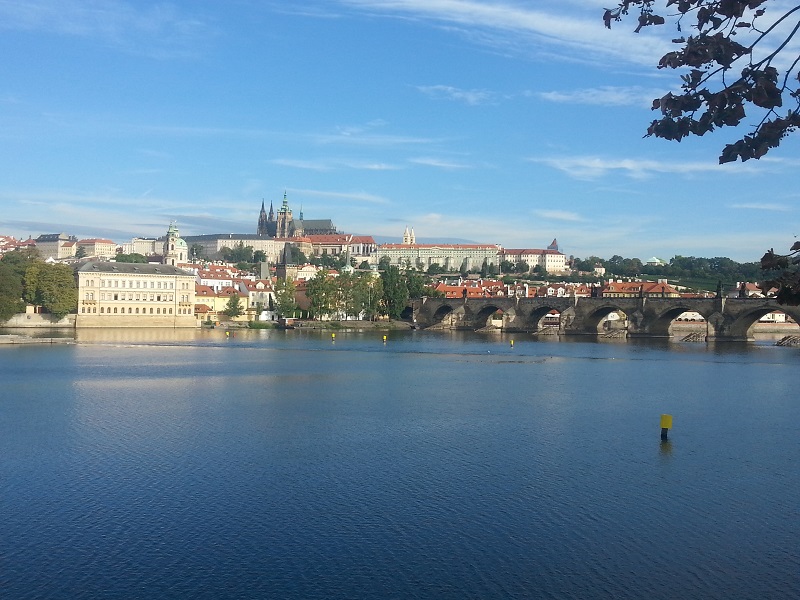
<box><xmin>375</xmin><ymin>242</ymin><xmax>502</xmax><ymax>271</ymax></box>
<box><xmin>75</xmin><ymin>262</ymin><xmax>197</xmax><ymax>327</ymax></box>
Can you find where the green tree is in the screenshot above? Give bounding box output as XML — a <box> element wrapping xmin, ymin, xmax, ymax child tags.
<box><xmin>358</xmin><ymin>260</ymin><xmax>371</xmax><ymax>270</ymax></box>
<box><xmin>378</xmin><ymin>256</ymin><xmax>391</xmax><ymax>271</ymax></box>
<box><xmin>0</xmin><ymin>261</ymin><xmax>24</xmax><ymax>321</ymax></box>
<box><xmin>360</xmin><ymin>274</ymin><xmax>383</xmax><ymax>321</ymax></box>
<box><xmin>273</xmin><ymin>278</ymin><xmax>297</xmax><ymax>317</ymax></box>
<box><xmin>24</xmin><ymin>263</ymin><xmax>77</xmax><ymax>318</ymax></box>
<box><xmin>500</xmin><ymin>260</ymin><xmax>515</xmax><ymax>273</ymax></box>
<box><xmin>223</xmin><ymin>293</ymin><xmax>243</xmax><ymax>317</ymax></box>
<box><xmin>514</xmin><ymin>261</ymin><xmax>530</xmax><ymax>274</ymax></box>
<box><xmin>604</xmin><ymin>1</ymin><xmax>800</xmax><ymax>163</ymax></box>
<box><xmin>306</xmin><ymin>270</ymin><xmax>337</xmax><ymax>318</ymax></box>
<box><xmin>221</xmin><ymin>242</ymin><xmax>254</xmax><ymax>263</ymax></box>
<box><xmin>405</xmin><ymin>267</ymin><xmax>427</xmax><ymax>299</ymax></box>
<box><xmin>380</xmin><ymin>265</ymin><xmax>409</xmax><ymax>319</ymax></box>
<box><xmin>114</xmin><ymin>253</ymin><xmax>148</xmax><ymax>263</ymax></box>
<box><xmin>74</xmin><ymin>246</ymin><xmax>87</xmax><ymax>259</ymax></box>
<box><xmin>2</xmin><ymin>248</ymin><xmax>39</xmax><ymax>279</ymax></box>
<box><xmin>253</xmin><ymin>250</ymin><xmax>267</xmax><ymax>263</ymax></box>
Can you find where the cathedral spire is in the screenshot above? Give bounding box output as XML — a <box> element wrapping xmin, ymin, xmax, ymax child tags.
<box><xmin>258</xmin><ymin>199</ymin><xmax>269</xmax><ymax>235</ymax></box>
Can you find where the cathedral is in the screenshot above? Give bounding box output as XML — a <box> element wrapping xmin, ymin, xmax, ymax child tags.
<box><xmin>257</xmin><ymin>193</ymin><xmax>337</xmax><ymax>238</ymax></box>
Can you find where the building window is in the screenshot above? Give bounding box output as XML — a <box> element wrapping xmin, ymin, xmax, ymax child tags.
<box><xmin>128</xmin><ymin>308</ymin><xmax>132</xmax><ymax>314</ymax></box>
<box><xmin>150</xmin><ymin>308</ymin><xmax>153</xmax><ymax>314</ymax></box>
<box><xmin>113</xmin><ymin>307</ymin><xmax>117</xmax><ymax>314</ymax></box>
<box><xmin>135</xmin><ymin>308</ymin><xmax>139</xmax><ymax>314</ymax></box>
<box><xmin>100</xmin><ymin>307</ymin><xmax>104</xmax><ymax>313</ymax></box>
<box><xmin>169</xmin><ymin>308</ymin><xmax>173</xmax><ymax>314</ymax></box>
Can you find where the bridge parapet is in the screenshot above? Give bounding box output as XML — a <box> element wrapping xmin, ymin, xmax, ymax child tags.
<box><xmin>411</xmin><ymin>295</ymin><xmax>796</xmax><ymax>341</ymax></box>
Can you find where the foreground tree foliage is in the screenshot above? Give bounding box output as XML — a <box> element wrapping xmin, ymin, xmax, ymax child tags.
<box><xmin>605</xmin><ymin>1</ymin><xmax>800</xmax><ymax>163</ymax></box>
<box><xmin>761</xmin><ymin>242</ymin><xmax>800</xmax><ymax>304</ymax></box>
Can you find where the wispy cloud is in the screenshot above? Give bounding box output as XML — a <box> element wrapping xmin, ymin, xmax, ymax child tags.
<box><xmin>0</xmin><ymin>0</ymin><xmax>215</xmax><ymax>59</ymax></box>
<box><xmin>270</xmin><ymin>158</ymin><xmax>334</xmax><ymax>171</ymax></box>
<box><xmin>731</xmin><ymin>203</ymin><xmax>792</xmax><ymax>212</ymax></box>
<box><xmin>289</xmin><ymin>188</ymin><xmax>390</xmax><ymax>205</ymax></box>
<box><xmin>409</xmin><ymin>157</ymin><xmax>470</xmax><ymax>169</ymax></box>
<box><xmin>416</xmin><ymin>84</ymin><xmax>497</xmax><ymax>105</ymax></box>
<box><xmin>339</xmin><ymin>0</ymin><xmax>671</xmax><ymax>66</ymax></box>
<box><xmin>534</xmin><ymin>209</ymin><xmax>583</xmax><ymax>222</ymax></box>
<box><xmin>530</xmin><ymin>155</ymin><xmax>763</xmax><ymax>180</ymax></box>
<box><xmin>533</xmin><ymin>86</ymin><xmax>663</xmax><ymax>108</ymax></box>
<box><xmin>270</xmin><ymin>157</ymin><xmax>403</xmax><ymax>171</ymax></box>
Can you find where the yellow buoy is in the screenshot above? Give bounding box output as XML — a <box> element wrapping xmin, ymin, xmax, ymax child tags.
<box><xmin>660</xmin><ymin>414</ymin><xmax>673</xmax><ymax>440</ymax></box>
<box><xmin>510</xmin><ymin>339</ymin><xmax>514</xmax><ymax>347</ymax></box>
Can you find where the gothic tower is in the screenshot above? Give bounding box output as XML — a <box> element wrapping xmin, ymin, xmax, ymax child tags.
<box><xmin>275</xmin><ymin>192</ymin><xmax>293</xmax><ymax>238</ymax></box>
<box><xmin>257</xmin><ymin>199</ymin><xmax>269</xmax><ymax>235</ymax></box>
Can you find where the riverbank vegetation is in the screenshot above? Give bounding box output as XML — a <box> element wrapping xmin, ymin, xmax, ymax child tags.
<box><xmin>0</xmin><ymin>249</ymin><xmax>77</xmax><ymax>321</ymax></box>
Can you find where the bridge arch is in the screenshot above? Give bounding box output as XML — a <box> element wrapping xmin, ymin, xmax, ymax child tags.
<box><xmin>575</xmin><ymin>303</ymin><xmax>631</xmax><ymax>335</ymax></box>
<box><xmin>466</xmin><ymin>303</ymin><xmax>515</xmax><ymax>331</ymax></box>
<box><xmin>646</xmin><ymin>305</ymin><xmax>715</xmax><ymax>337</ymax></box>
<box><xmin>719</xmin><ymin>303</ymin><xmax>800</xmax><ymax>340</ymax></box>
<box><xmin>520</xmin><ymin>304</ymin><xmax>565</xmax><ymax>332</ymax></box>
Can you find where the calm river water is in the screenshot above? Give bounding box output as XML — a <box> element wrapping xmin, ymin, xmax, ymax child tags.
<box><xmin>1</xmin><ymin>329</ymin><xmax>798</xmax><ymax>599</ymax></box>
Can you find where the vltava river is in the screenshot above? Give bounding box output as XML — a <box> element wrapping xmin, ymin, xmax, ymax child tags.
<box><xmin>2</xmin><ymin>330</ymin><xmax>798</xmax><ymax>599</ymax></box>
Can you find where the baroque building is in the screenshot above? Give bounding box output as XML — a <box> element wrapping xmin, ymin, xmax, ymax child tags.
<box><xmin>163</xmin><ymin>222</ymin><xmax>188</xmax><ymax>266</ymax></box>
<box><xmin>75</xmin><ymin>262</ymin><xmax>197</xmax><ymax>328</ymax></box>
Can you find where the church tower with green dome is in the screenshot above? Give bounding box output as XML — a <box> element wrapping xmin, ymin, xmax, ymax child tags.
<box><xmin>163</xmin><ymin>222</ymin><xmax>188</xmax><ymax>266</ymax></box>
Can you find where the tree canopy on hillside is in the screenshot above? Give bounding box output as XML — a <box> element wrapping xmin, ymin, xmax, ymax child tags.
<box><xmin>605</xmin><ymin>1</ymin><xmax>800</xmax><ymax>163</ymax></box>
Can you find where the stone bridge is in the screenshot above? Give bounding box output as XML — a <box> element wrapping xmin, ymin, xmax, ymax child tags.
<box><xmin>411</xmin><ymin>296</ymin><xmax>800</xmax><ymax>341</ymax></box>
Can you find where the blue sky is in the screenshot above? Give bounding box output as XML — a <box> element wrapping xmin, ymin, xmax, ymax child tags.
<box><xmin>1</xmin><ymin>0</ymin><xmax>798</xmax><ymax>262</ymax></box>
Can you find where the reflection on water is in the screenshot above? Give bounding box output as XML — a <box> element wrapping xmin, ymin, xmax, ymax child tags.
<box><xmin>1</xmin><ymin>332</ymin><xmax>798</xmax><ymax>599</ymax></box>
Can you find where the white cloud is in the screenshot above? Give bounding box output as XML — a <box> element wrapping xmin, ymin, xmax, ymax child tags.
<box><xmin>289</xmin><ymin>188</ymin><xmax>390</xmax><ymax>205</ymax></box>
<box><xmin>534</xmin><ymin>210</ymin><xmax>583</xmax><ymax>222</ymax></box>
<box><xmin>339</xmin><ymin>0</ymin><xmax>671</xmax><ymax>66</ymax></box>
<box><xmin>0</xmin><ymin>0</ymin><xmax>214</xmax><ymax>58</ymax></box>
<box><xmin>271</xmin><ymin>158</ymin><xmax>403</xmax><ymax>171</ymax></box>
<box><xmin>416</xmin><ymin>85</ymin><xmax>497</xmax><ymax>105</ymax></box>
<box><xmin>730</xmin><ymin>203</ymin><xmax>791</xmax><ymax>212</ymax></box>
<box><xmin>534</xmin><ymin>86</ymin><xmax>663</xmax><ymax>108</ymax></box>
<box><xmin>270</xmin><ymin>159</ymin><xmax>333</xmax><ymax>171</ymax></box>
<box><xmin>409</xmin><ymin>157</ymin><xmax>470</xmax><ymax>169</ymax></box>
<box><xmin>529</xmin><ymin>155</ymin><xmax>763</xmax><ymax>180</ymax></box>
